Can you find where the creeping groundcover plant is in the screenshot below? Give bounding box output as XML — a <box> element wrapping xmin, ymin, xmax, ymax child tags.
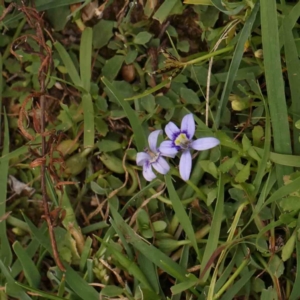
<box><xmin>136</xmin><ymin>114</ymin><xmax>220</xmax><ymax>181</ymax></box>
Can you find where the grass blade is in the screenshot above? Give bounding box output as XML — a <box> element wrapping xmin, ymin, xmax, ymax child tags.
<box><xmin>153</xmin><ymin>0</ymin><xmax>180</xmax><ymax>24</ymax></box>
<box><xmin>80</xmin><ymin>27</ymin><xmax>93</xmax><ymax>92</ymax></box>
<box><xmin>13</xmin><ymin>242</ymin><xmax>41</xmax><ymax>288</ymax></box>
<box><xmin>200</xmin><ymin>174</ymin><xmax>224</xmax><ymax>282</ymax></box>
<box><xmin>102</xmin><ymin>77</ymin><xmax>146</xmax><ymax>151</ymax></box>
<box><xmin>82</xmin><ymin>93</ymin><xmax>95</xmax><ymax>148</ymax></box>
<box><xmin>165</xmin><ymin>174</ymin><xmax>199</xmax><ymax>257</ymax></box>
<box><xmin>260</xmin><ymin>0</ymin><xmax>293</xmax><ymax>184</ymax></box>
<box><xmin>0</xmin><ymin>111</ymin><xmax>12</xmax><ymax>267</ymax></box>
<box><xmin>282</xmin><ymin>2</ymin><xmax>300</xmax><ymax>154</ymax></box>
<box><xmin>215</xmin><ymin>2</ymin><xmax>259</xmax><ymax>128</ymax></box>
<box><xmin>109</xmin><ymin>204</ymin><xmax>197</xmax><ymax>284</ymax></box>
<box><xmin>14</xmin><ymin>283</ymin><xmax>65</xmax><ymax>300</ymax></box>
<box><xmin>0</xmin><ymin>261</ymin><xmax>32</xmax><ymax>300</ymax></box>
<box><xmin>54</xmin><ymin>41</ymin><xmax>82</xmax><ymax>88</ymax></box>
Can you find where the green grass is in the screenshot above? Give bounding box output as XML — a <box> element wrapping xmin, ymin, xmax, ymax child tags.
<box><xmin>1</xmin><ymin>0</ymin><xmax>300</xmax><ymax>299</ymax></box>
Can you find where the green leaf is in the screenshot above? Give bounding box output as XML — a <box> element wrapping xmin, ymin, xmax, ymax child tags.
<box><xmin>171</xmin><ymin>279</ymin><xmax>199</xmax><ymax>295</ymax></box>
<box><xmin>200</xmin><ymin>175</ymin><xmax>224</xmax><ymax>282</ymax></box>
<box><xmin>101</xmin><ymin>77</ymin><xmax>146</xmax><ymax>151</ymax></box>
<box><xmin>102</xmin><ymin>56</ymin><xmax>124</xmax><ymax>80</ymax></box>
<box><xmin>80</xmin><ymin>27</ymin><xmax>93</xmax><ymax>92</ymax></box>
<box><xmin>219</xmin><ymin>155</ymin><xmax>239</xmax><ymax>173</ymax></box>
<box><xmin>134</xmin><ymin>32</ymin><xmax>153</xmax><ymax>45</ymax></box>
<box><xmin>14</xmin><ymin>282</ymin><xmax>65</xmax><ymax>300</ymax></box>
<box><xmin>82</xmin><ymin>93</ymin><xmax>94</xmax><ymax>148</ymax></box>
<box><xmin>261</xmin><ymin>287</ymin><xmax>278</xmax><ymax>300</ymax></box>
<box><xmin>282</xmin><ymin>231</ymin><xmax>296</xmax><ymax>262</ymax></box>
<box><xmin>153</xmin><ymin>0</ymin><xmax>181</xmax><ymax>23</ymax></box>
<box><xmin>54</xmin><ymin>42</ymin><xmax>82</xmax><ymax>87</ymax></box>
<box><xmin>13</xmin><ymin>242</ymin><xmax>41</xmax><ymax>288</ymax></box>
<box><xmin>268</xmin><ymin>255</ymin><xmax>284</xmax><ymax>278</ymax></box>
<box><xmin>165</xmin><ymin>174</ymin><xmax>199</xmax><ymax>257</ymax></box>
<box><xmin>93</xmin><ymin>20</ymin><xmax>115</xmax><ymax>49</ymax></box>
<box><xmin>260</xmin><ymin>0</ymin><xmax>293</xmax><ymax>184</ymax></box>
<box><xmin>215</xmin><ymin>2</ymin><xmax>259</xmax><ymax>127</ymax></box>
<box><xmin>235</xmin><ymin>162</ymin><xmax>251</xmax><ymax>183</ymax></box>
<box><xmin>0</xmin><ymin>111</ymin><xmax>12</xmax><ymax>267</ymax></box>
<box><xmin>180</xmin><ymin>87</ymin><xmax>200</xmax><ymax>105</ymax></box>
<box><xmin>90</xmin><ymin>181</ymin><xmax>108</xmax><ymax>195</ymax></box>
<box><xmin>282</xmin><ymin>2</ymin><xmax>300</xmax><ymax>154</ymax></box>
<box><xmin>109</xmin><ymin>205</ymin><xmax>197</xmax><ymax>284</ymax></box>
<box><xmin>198</xmin><ymin>160</ymin><xmax>218</xmax><ymax>178</ymax></box>
<box><xmin>280</xmin><ymin>196</ymin><xmax>300</xmax><ymax>212</ymax></box>
<box><xmin>103</xmin><ymin>241</ymin><xmax>154</xmax><ymax>291</ymax></box>
<box><xmin>100</xmin><ymin>286</ymin><xmax>124</xmax><ymax>297</ymax></box>
<box><xmin>97</xmin><ymin>140</ymin><xmax>121</xmax><ymax>152</ymax></box>
<box><xmin>0</xmin><ymin>261</ymin><xmax>31</xmax><ymax>300</ymax></box>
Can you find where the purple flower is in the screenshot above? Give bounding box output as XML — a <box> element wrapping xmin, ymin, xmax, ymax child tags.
<box><xmin>136</xmin><ymin>130</ymin><xmax>170</xmax><ymax>181</ymax></box>
<box><xmin>160</xmin><ymin>114</ymin><xmax>220</xmax><ymax>181</ymax></box>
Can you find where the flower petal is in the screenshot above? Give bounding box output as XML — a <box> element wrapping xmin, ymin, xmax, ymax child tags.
<box><xmin>143</xmin><ymin>163</ymin><xmax>156</xmax><ymax>181</ymax></box>
<box><xmin>191</xmin><ymin>137</ymin><xmax>220</xmax><ymax>151</ymax></box>
<box><xmin>148</xmin><ymin>129</ymin><xmax>162</xmax><ymax>153</ymax></box>
<box><xmin>179</xmin><ymin>150</ymin><xmax>192</xmax><ymax>181</ymax></box>
<box><xmin>181</xmin><ymin>113</ymin><xmax>195</xmax><ymax>139</ymax></box>
<box><xmin>165</xmin><ymin>122</ymin><xmax>180</xmax><ymax>140</ymax></box>
<box><xmin>159</xmin><ymin>141</ymin><xmax>178</xmax><ymax>158</ymax></box>
<box><xmin>136</xmin><ymin>152</ymin><xmax>150</xmax><ymax>166</ymax></box>
<box><xmin>152</xmin><ymin>156</ymin><xmax>170</xmax><ymax>175</ymax></box>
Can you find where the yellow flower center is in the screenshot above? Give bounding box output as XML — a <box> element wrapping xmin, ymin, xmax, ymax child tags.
<box><xmin>174</xmin><ymin>133</ymin><xmax>189</xmax><ymax>148</ymax></box>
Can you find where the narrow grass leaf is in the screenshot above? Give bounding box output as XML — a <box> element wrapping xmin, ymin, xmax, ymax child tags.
<box><xmin>279</xmin><ymin>2</ymin><xmax>300</xmax><ymax>49</ymax></box>
<box><xmin>183</xmin><ymin>0</ymin><xmax>212</xmax><ymax>4</ymax></box>
<box><xmin>260</xmin><ymin>0</ymin><xmax>293</xmax><ymax>184</ymax></box>
<box><xmin>254</xmin><ymin>147</ymin><xmax>300</xmax><ymax>167</ymax></box>
<box><xmin>15</xmin><ymin>282</ymin><xmax>67</xmax><ymax>300</ymax></box>
<box><xmin>0</xmin><ymin>54</ymin><xmax>2</xmax><ymax>138</ymax></box>
<box><xmin>80</xmin><ymin>27</ymin><xmax>93</xmax><ymax>92</ymax></box>
<box><xmin>11</xmin><ymin>223</ymin><xmax>47</xmax><ymax>278</ymax></box>
<box><xmin>0</xmin><ymin>261</ymin><xmax>32</xmax><ymax>300</ymax></box>
<box><xmin>137</xmin><ymin>253</ymin><xmax>160</xmax><ymax>294</ymax></box>
<box><xmin>62</xmin><ymin>265</ymin><xmax>98</xmax><ymax>300</ymax></box>
<box><xmin>153</xmin><ymin>0</ymin><xmax>180</xmax><ymax>23</ymax></box>
<box><xmin>171</xmin><ymin>245</ymin><xmax>191</xmax><ymax>300</ymax></box>
<box><xmin>165</xmin><ymin>174</ymin><xmax>199</xmax><ymax>257</ymax></box>
<box><xmin>103</xmin><ymin>241</ymin><xmax>154</xmax><ymax>291</ymax></box>
<box><xmin>252</xmin><ymin>91</ymin><xmax>271</xmax><ymax>195</ymax></box>
<box><xmin>79</xmin><ymin>237</ymin><xmax>92</xmax><ymax>272</ymax></box>
<box><xmin>0</xmin><ymin>111</ymin><xmax>12</xmax><ymax>267</ymax></box>
<box><xmin>54</xmin><ymin>41</ymin><xmax>82</xmax><ymax>87</ymax></box>
<box><xmin>109</xmin><ymin>204</ymin><xmax>196</xmax><ymax>283</ymax></box>
<box><xmin>200</xmin><ymin>174</ymin><xmax>224</xmax><ymax>282</ymax></box>
<box><xmin>124</xmin><ymin>78</ymin><xmax>171</xmax><ymax>101</ymax></box>
<box><xmin>23</xmin><ymin>216</ymin><xmax>99</xmax><ymax>299</ymax></box>
<box><xmin>37</xmin><ymin>0</ymin><xmax>82</xmax><ymax>10</ymax></box>
<box><xmin>215</xmin><ymin>2</ymin><xmax>259</xmax><ymax>128</ymax></box>
<box><xmin>282</xmin><ymin>4</ymin><xmax>300</xmax><ymax>154</ymax></box>
<box><xmin>102</xmin><ymin>77</ymin><xmax>146</xmax><ymax>151</ymax></box>
<box><xmin>260</xmin><ymin>175</ymin><xmax>300</xmax><ymax>210</ymax></box>
<box><xmin>220</xmin><ymin>270</ymin><xmax>255</xmax><ymax>300</ymax></box>
<box><xmin>100</xmin><ymin>285</ymin><xmax>124</xmax><ymax>297</ymax></box>
<box><xmin>171</xmin><ymin>279</ymin><xmax>199</xmax><ymax>295</ymax></box>
<box><xmin>211</xmin><ymin>0</ymin><xmax>244</xmax><ymax>15</ymax></box>
<box><xmin>82</xmin><ymin>93</ymin><xmax>94</xmax><ymax>148</ymax></box>
<box><xmin>13</xmin><ymin>242</ymin><xmax>41</xmax><ymax>288</ymax></box>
